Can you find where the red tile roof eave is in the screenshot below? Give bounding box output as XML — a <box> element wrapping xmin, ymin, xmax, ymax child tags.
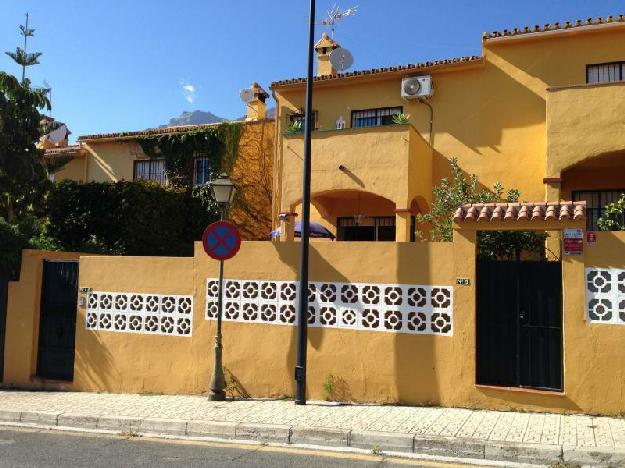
<box><xmin>453</xmin><ymin>201</ymin><xmax>586</xmax><ymax>223</ymax></box>
<box><xmin>270</xmin><ymin>56</ymin><xmax>484</xmax><ymax>89</ymax></box>
<box><xmin>43</xmin><ymin>145</ymin><xmax>84</xmax><ymax>157</ymax></box>
<box><xmin>77</xmin><ymin>119</ymin><xmax>274</xmax><ymax>142</ymax></box>
<box><xmin>482</xmin><ymin>14</ymin><xmax>625</xmax><ymax>42</ymax></box>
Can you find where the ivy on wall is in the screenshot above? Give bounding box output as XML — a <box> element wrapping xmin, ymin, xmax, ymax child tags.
<box><xmin>136</xmin><ymin>123</ymin><xmax>244</xmax><ymax>187</ymax></box>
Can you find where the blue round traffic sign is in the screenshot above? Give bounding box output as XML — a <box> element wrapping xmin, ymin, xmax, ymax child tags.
<box><xmin>202</xmin><ymin>221</ymin><xmax>241</xmax><ymax>261</ymax></box>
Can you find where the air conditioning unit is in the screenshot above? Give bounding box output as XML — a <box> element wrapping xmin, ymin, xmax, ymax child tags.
<box><xmin>401</xmin><ymin>75</ymin><xmax>434</xmax><ymax>99</ymax></box>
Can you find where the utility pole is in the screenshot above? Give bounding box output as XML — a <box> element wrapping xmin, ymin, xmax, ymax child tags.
<box><xmin>295</xmin><ymin>0</ymin><xmax>316</xmax><ymax>406</ymax></box>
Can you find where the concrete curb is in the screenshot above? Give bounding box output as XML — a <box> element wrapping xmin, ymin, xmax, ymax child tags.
<box><xmin>1</xmin><ymin>410</ymin><xmax>622</xmax><ymax>465</ymax></box>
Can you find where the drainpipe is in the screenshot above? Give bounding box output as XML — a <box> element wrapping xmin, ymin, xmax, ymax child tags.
<box><xmin>271</xmin><ymin>88</ymin><xmax>281</xmax><ymax>230</ymax></box>
<box><xmin>419</xmin><ymin>99</ymin><xmax>434</xmax><ymax>146</ymax></box>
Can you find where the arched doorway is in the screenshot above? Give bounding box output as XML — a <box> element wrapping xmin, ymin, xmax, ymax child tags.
<box><xmin>298</xmin><ymin>190</ymin><xmax>397</xmax><ymax>241</ymax></box>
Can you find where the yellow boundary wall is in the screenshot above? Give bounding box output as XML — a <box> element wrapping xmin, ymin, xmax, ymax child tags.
<box><xmin>4</xmin><ymin>231</ymin><xmax>625</xmax><ymax>415</ymax></box>
<box><xmin>2</xmin><ymin>250</ymin><xmax>82</xmax><ymax>388</ymax></box>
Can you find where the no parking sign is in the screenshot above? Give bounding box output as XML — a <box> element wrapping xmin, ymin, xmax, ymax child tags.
<box><xmin>202</xmin><ymin>221</ymin><xmax>241</xmax><ymax>261</ymax></box>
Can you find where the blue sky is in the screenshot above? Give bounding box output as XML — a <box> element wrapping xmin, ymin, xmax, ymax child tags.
<box><xmin>1</xmin><ymin>1</ymin><xmax>623</xmax><ymax>139</ymax></box>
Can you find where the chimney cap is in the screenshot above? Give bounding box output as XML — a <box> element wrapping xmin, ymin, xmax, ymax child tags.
<box><xmin>250</xmin><ymin>82</ymin><xmax>269</xmax><ymax>101</ymax></box>
<box><xmin>315</xmin><ymin>32</ymin><xmax>340</xmax><ymax>51</ymax></box>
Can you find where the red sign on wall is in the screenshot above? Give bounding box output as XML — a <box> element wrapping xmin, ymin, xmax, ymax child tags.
<box><xmin>563</xmin><ymin>228</ymin><xmax>584</xmax><ymax>256</ymax></box>
<box><xmin>587</xmin><ymin>231</ymin><xmax>597</xmax><ymax>245</ymax></box>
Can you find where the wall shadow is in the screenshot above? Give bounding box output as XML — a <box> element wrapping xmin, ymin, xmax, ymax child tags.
<box><xmin>393</xmin><ymin>242</ymin><xmax>440</xmax><ymax>406</ymax></box>
<box><xmin>73</xmin><ymin>327</ymin><xmax>115</xmax><ymax>392</ymax></box>
<box><xmin>274</xmin><ymin>242</ymin><xmax>351</xmax><ymax>400</ymax></box>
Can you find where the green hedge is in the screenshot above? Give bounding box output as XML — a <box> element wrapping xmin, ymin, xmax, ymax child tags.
<box><xmin>47</xmin><ymin>180</ymin><xmax>218</xmax><ymax>256</ymax></box>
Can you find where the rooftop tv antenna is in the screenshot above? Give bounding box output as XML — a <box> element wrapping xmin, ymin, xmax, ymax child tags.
<box><xmin>320</xmin><ymin>4</ymin><xmax>358</xmax><ymax>38</ymax></box>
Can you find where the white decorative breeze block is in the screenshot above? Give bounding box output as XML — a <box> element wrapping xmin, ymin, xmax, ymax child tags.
<box><xmin>586</xmin><ymin>268</ymin><xmax>625</xmax><ymax>324</ymax></box>
<box><xmin>86</xmin><ymin>291</ymin><xmax>193</xmax><ymax>337</ymax></box>
<box><xmin>205</xmin><ymin>279</ymin><xmax>453</xmax><ymax>336</ymax></box>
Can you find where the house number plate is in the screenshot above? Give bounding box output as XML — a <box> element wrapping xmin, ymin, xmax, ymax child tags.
<box><xmin>456</xmin><ymin>278</ymin><xmax>471</xmax><ymax>286</ymax></box>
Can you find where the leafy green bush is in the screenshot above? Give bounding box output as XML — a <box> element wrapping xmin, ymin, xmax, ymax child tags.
<box><xmin>46</xmin><ymin>180</ymin><xmax>219</xmax><ymax>256</ymax></box>
<box><xmin>0</xmin><ymin>215</ymin><xmax>55</xmax><ymax>277</ymax></box>
<box><xmin>597</xmin><ymin>194</ymin><xmax>625</xmax><ymax>231</ymax></box>
<box><xmin>417</xmin><ymin>158</ymin><xmax>547</xmax><ymax>260</ymax></box>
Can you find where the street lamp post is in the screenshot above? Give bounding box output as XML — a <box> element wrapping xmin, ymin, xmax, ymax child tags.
<box><xmin>208</xmin><ymin>173</ymin><xmax>236</xmax><ymax>401</ymax></box>
<box><xmin>295</xmin><ymin>0</ymin><xmax>316</xmax><ymax>406</ymax></box>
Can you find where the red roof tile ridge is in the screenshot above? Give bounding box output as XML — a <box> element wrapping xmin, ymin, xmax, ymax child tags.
<box><xmin>482</xmin><ymin>14</ymin><xmax>625</xmax><ymax>41</ymax></box>
<box><xmin>271</xmin><ymin>55</ymin><xmax>483</xmax><ymax>88</ymax></box>
<box><xmin>455</xmin><ymin>201</ymin><xmax>585</xmax><ymax>223</ymax></box>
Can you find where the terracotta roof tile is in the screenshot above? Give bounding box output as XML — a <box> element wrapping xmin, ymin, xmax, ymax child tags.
<box><xmin>270</xmin><ymin>56</ymin><xmax>483</xmax><ymax>88</ymax></box>
<box><xmin>453</xmin><ymin>201</ymin><xmax>586</xmax><ymax>223</ymax></box>
<box><xmin>78</xmin><ymin>123</ymin><xmax>222</xmax><ymax>142</ymax></box>
<box><xmin>482</xmin><ymin>14</ymin><xmax>625</xmax><ymax>41</ymax></box>
<box><xmin>78</xmin><ymin>119</ymin><xmax>273</xmax><ymax>142</ymax></box>
<box><xmin>43</xmin><ymin>145</ymin><xmax>83</xmax><ymax>157</ymax></box>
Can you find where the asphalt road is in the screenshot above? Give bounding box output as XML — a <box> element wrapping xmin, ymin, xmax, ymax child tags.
<box><xmin>0</xmin><ymin>428</ymin><xmax>477</xmax><ymax>468</ymax></box>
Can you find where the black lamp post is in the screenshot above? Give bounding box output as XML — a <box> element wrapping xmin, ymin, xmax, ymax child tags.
<box><xmin>208</xmin><ymin>172</ymin><xmax>236</xmax><ymax>401</ymax></box>
<box><xmin>295</xmin><ymin>0</ymin><xmax>316</xmax><ymax>406</ymax></box>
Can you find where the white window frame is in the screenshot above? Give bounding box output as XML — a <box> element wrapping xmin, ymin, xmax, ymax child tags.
<box><xmin>133</xmin><ymin>158</ymin><xmax>167</xmax><ymax>185</ymax></box>
<box><xmin>193</xmin><ymin>157</ymin><xmax>211</xmax><ymax>186</ymax></box>
<box><xmin>586</xmin><ymin>62</ymin><xmax>625</xmax><ymax>84</ymax></box>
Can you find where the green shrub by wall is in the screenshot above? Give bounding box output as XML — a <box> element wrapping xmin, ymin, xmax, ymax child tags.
<box><xmin>47</xmin><ymin>180</ymin><xmax>218</xmax><ymax>256</ymax></box>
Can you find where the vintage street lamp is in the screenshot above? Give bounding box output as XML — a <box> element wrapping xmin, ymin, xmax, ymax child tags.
<box><xmin>208</xmin><ymin>172</ymin><xmax>236</xmax><ymax>401</ymax></box>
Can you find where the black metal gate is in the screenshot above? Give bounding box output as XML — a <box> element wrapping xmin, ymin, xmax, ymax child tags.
<box><xmin>36</xmin><ymin>260</ymin><xmax>79</xmax><ymax>381</ymax></box>
<box><xmin>476</xmin><ymin>260</ymin><xmax>563</xmax><ymax>391</ymax></box>
<box><xmin>0</xmin><ymin>275</ymin><xmax>8</xmax><ymax>382</ymax></box>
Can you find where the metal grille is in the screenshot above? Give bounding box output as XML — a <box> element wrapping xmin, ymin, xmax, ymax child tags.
<box><xmin>36</xmin><ymin>260</ymin><xmax>79</xmax><ymax>382</ymax></box>
<box><xmin>133</xmin><ymin>159</ymin><xmax>167</xmax><ymax>185</ymax></box>
<box><xmin>573</xmin><ymin>190</ymin><xmax>625</xmax><ymax>230</ymax></box>
<box><xmin>586</xmin><ymin>62</ymin><xmax>624</xmax><ymax>84</ymax></box>
<box><xmin>351</xmin><ymin>107</ymin><xmax>402</xmax><ymax>128</ymax></box>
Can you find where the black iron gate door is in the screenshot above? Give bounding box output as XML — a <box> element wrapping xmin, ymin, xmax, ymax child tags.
<box><xmin>36</xmin><ymin>260</ymin><xmax>79</xmax><ymax>381</ymax></box>
<box><xmin>0</xmin><ymin>275</ymin><xmax>8</xmax><ymax>382</ymax></box>
<box><xmin>476</xmin><ymin>260</ymin><xmax>563</xmax><ymax>391</ymax></box>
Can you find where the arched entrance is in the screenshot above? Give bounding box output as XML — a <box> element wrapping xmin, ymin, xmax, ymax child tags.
<box><xmin>293</xmin><ymin>190</ymin><xmax>398</xmax><ymax>241</ymax></box>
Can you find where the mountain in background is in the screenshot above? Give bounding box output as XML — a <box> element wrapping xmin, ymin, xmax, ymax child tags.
<box><xmin>161</xmin><ymin>108</ymin><xmax>276</xmax><ymax>127</ymax></box>
<box><xmin>159</xmin><ymin>110</ymin><xmax>226</xmax><ymax>128</ymax></box>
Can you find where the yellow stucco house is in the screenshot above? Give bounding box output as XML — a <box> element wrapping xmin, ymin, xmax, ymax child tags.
<box><xmin>44</xmin><ymin>83</ymin><xmax>275</xmax><ymax>240</ymax></box>
<box><xmin>271</xmin><ymin>17</ymin><xmax>625</xmax><ymax>241</ymax></box>
<box><xmin>5</xmin><ymin>14</ymin><xmax>625</xmax><ymax>417</ymax></box>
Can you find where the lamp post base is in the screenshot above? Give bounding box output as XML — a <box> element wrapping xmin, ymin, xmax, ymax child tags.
<box><xmin>208</xmin><ymin>335</ymin><xmax>226</xmax><ymax>401</ymax></box>
<box><xmin>208</xmin><ymin>390</ymin><xmax>226</xmax><ymax>401</ymax></box>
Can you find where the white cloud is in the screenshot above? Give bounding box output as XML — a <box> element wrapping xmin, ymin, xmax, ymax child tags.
<box><xmin>180</xmin><ymin>80</ymin><xmax>196</xmax><ymax>104</ymax></box>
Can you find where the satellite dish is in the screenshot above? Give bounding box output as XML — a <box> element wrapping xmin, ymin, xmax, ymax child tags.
<box><xmin>329</xmin><ymin>47</ymin><xmax>354</xmax><ymax>72</ymax></box>
<box><xmin>239</xmin><ymin>88</ymin><xmax>255</xmax><ymax>103</ymax></box>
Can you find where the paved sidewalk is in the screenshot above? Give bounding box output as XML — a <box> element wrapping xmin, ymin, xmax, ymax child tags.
<box><xmin>1</xmin><ymin>390</ymin><xmax>624</xmax><ymax>466</ymax></box>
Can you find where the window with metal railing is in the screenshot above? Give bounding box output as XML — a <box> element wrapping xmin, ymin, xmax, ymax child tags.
<box><xmin>288</xmin><ymin>110</ymin><xmax>318</xmax><ymax>130</ymax></box>
<box><xmin>586</xmin><ymin>62</ymin><xmax>625</xmax><ymax>84</ymax></box>
<box><xmin>572</xmin><ymin>189</ymin><xmax>625</xmax><ymax>230</ymax></box>
<box><xmin>351</xmin><ymin>107</ymin><xmax>402</xmax><ymax>128</ymax></box>
<box><xmin>133</xmin><ymin>159</ymin><xmax>166</xmax><ymax>185</ymax></box>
